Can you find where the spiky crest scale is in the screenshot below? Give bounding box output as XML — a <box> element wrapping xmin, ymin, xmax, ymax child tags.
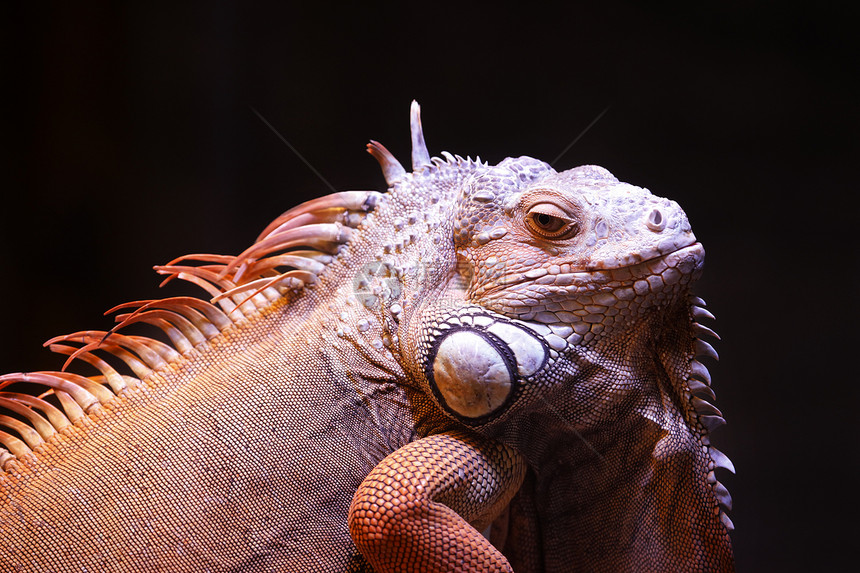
<box><xmin>367</xmin><ymin>140</ymin><xmax>406</xmax><ymax>186</ymax></box>
<box><xmin>410</xmin><ymin>100</ymin><xmax>431</xmax><ymax>171</ymax></box>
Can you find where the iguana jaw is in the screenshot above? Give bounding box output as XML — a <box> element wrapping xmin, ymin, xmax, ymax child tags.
<box><xmin>579</xmin><ymin>232</ymin><xmax>699</xmax><ymax>271</ymax></box>
<box><xmin>470</xmin><ymin>241</ymin><xmax>704</xmax><ymax>328</ymax></box>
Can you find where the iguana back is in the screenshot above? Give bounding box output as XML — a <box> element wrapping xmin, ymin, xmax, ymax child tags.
<box><xmin>0</xmin><ymin>103</ymin><xmax>734</xmax><ymax>571</ymax></box>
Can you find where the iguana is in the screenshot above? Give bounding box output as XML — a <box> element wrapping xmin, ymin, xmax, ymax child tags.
<box><xmin>0</xmin><ymin>102</ymin><xmax>734</xmax><ymax>572</ymax></box>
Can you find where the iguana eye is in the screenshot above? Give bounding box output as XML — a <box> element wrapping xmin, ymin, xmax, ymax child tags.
<box><xmin>526</xmin><ymin>203</ymin><xmax>577</xmax><ymax>239</ymax></box>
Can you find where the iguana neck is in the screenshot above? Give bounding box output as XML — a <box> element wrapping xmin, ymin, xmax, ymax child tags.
<box><xmin>491</xmin><ymin>304</ymin><xmax>733</xmax><ymax>571</ymax></box>
<box><xmin>506</xmin><ymin>411</ymin><xmax>729</xmax><ymax>571</ymax></box>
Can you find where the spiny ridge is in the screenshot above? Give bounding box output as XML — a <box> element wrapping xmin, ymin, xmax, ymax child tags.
<box><xmin>686</xmin><ymin>294</ymin><xmax>734</xmax><ymax>535</ymax></box>
<box><xmin>0</xmin><ymin>187</ymin><xmax>384</xmax><ymax>472</ymax></box>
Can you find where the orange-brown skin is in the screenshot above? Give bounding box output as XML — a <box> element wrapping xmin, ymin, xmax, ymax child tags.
<box><xmin>349</xmin><ymin>431</ymin><xmax>525</xmax><ymax>572</ymax></box>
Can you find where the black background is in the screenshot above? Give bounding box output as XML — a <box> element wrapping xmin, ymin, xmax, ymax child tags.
<box><xmin>2</xmin><ymin>3</ymin><xmax>857</xmax><ymax>570</ymax></box>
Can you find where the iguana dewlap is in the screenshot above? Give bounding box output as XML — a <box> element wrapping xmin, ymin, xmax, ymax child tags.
<box><xmin>0</xmin><ymin>102</ymin><xmax>734</xmax><ymax>571</ymax></box>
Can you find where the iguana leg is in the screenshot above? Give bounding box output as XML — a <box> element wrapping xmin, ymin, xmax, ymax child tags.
<box><xmin>348</xmin><ymin>431</ymin><xmax>526</xmax><ymax>572</ymax></box>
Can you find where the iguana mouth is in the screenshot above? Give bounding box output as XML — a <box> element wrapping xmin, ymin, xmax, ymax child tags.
<box><xmin>571</xmin><ymin>241</ymin><xmax>707</xmax><ymax>296</ymax></box>
<box><xmin>584</xmin><ymin>235</ymin><xmax>701</xmax><ymax>273</ymax></box>
<box><xmin>471</xmin><ymin>242</ymin><xmax>705</xmax><ymax>331</ymax></box>
<box><xmin>607</xmin><ymin>241</ymin><xmax>704</xmax><ymax>283</ymax></box>
<box><xmin>478</xmin><ymin>241</ymin><xmax>703</xmax><ymax>299</ymax></box>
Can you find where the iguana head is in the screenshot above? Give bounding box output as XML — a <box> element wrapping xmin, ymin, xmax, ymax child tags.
<box><xmin>410</xmin><ymin>152</ymin><xmax>706</xmax><ymax>429</ymax></box>
<box><xmin>453</xmin><ymin>157</ymin><xmax>702</xmax><ymax>330</ymax></box>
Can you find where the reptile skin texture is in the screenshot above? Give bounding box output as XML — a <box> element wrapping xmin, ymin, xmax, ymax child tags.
<box><xmin>0</xmin><ymin>102</ymin><xmax>733</xmax><ymax>571</ymax></box>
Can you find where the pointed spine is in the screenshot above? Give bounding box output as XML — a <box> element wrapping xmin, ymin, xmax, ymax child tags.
<box><xmin>687</xmin><ymin>378</ymin><xmax>716</xmax><ymax>401</ymax></box>
<box><xmin>0</xmin><ymin>416</ymin><xmax>45</xmax><ymax>449</ymax></box>
<box><xmin>48</xmin><ymin>344</ymin><xmax>130</xmax><ymax>394</ymax></box>
<box><xmin>0</xmin><ymin>393</ymin><xmax>71</xmax><ymax>432</ymax></box>
<box><xmin>410</xmin><ymin>100</ymin><xmax>431</xmax><ymax>171</ymax></box>
<box><xmin>0</xmin><ymin>397</ymin><xmax>58</xmax><ymax>439</ymax></box>
<box><xmin>691</xmin><ymin>305</ymin><xmax>715</xmax><ymax>320</ymax></box>
<box><xmin>0</xmin><ymin>430</ymin><xmax>32</xmax><ymax>458</ymax></box>
<box><xmin>709</xmin><ymin>446</ymin><xmax>736</xmax><ymax>474</ymax></box>
<box><xmin>700</xmin><ymin>415</ymin><xmax>727</xmax><ymax>432</ymax></box>
<box><xmin>713</xmin><ymin>481</ymin><xmax>733</xmax><ymax>511</ymax></box>
<box><xmin>0</xmin><ymin>372</ymin><xmax>102</xmax><ymax>414</ymax></box>
<box><xmin>691</xmin><ymin>396</ymin><xmax>722</xmax><ymax>417</ymax></box>
<box><xmin>690</xmin><ymin>359</ymin><xmax>712</xmax><ymax>385</ymax></box>
<box><xmin>695</xmin><ymin>338</ymin><xmax>719</xmax><ymax>361</ymax></box>
<box><xmin>367</xmin><ymin>140</ymin><xmax>406</xmax><ymax>185</ymax></box>
<box><xmin>693</xmin><ymin>322</ymin><xmax>721</xmax><ymax>340</ymax></box>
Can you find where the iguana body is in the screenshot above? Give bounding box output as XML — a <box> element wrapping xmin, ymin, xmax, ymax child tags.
<box><xmin>0</xmin><ymin>103</ymin><xmax>734</xmax><ymax>571</ymax></box>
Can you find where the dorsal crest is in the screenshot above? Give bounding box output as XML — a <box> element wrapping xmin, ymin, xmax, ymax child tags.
<box><xmin>0</xmin><ymin>101</ymin><xmax>484</xmax><ymax>473</ymax></box>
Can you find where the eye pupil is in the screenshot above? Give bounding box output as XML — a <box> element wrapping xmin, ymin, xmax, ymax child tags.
<box><xmin>526</xmin><ymin>202</ymin><xmax>577</xmax><ymax>239</ymax></box>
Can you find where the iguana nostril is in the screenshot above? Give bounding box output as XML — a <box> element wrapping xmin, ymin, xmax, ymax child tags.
<box><xmin>646</xmin><ymin>208</ymin><xmax>666</xmax><ymax>232</ymax></box>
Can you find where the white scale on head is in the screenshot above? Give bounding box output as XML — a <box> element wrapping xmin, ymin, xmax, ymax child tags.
<box><xmin>430</xmin><ymin>320</ymin><xmax>546</xmax><ymax>419</ymax></box>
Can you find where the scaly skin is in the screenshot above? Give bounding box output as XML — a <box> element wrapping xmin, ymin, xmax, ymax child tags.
<box><xmin>0</xmin><ymin>102</ymin><xmax>733</xmax><ymax>571</ymax></box>
<box><xmin>349</xmin><ymin>432</ymin><xmax>525</xmax><ymax>573</ymax></box>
